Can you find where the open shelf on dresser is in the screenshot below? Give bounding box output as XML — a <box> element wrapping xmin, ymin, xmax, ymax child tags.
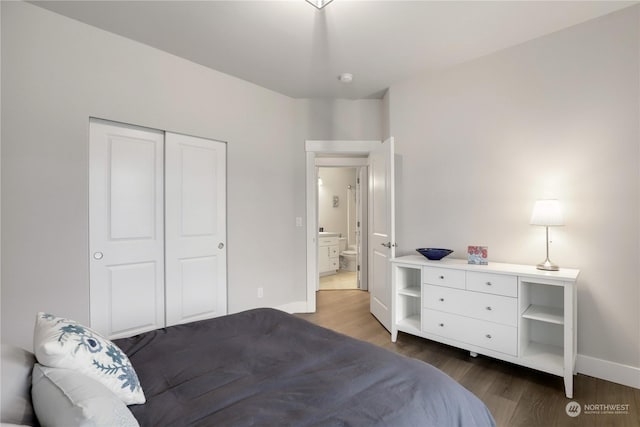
<box><xmin>522</xmin><ymin>304</ymin><xmax>564</xmax><ymax>325</ymax></box>
<box><xmin>397</xmin><ymin>314</ymin><xmax>421</xmax><ymax>333</ymax></box>
<box><xmin>393</xmin><ymin>263</ymin><xmax>423</xmax><ymax>335</ymax></box>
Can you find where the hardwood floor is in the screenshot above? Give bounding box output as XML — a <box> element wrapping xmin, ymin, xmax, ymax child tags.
<box><xmin>296</xmin><ymin>290</ymin><xmax>640</xmax><ymax>427</ymax></box>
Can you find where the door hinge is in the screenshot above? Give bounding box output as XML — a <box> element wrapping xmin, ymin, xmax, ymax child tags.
<box><xmin>357</xmin><ymin>265</ymin><xmax>360</xmax><ymax>271</ymax></box>
<box><xmin>357</xmin><ymin>221</ymin><xmax>360</xmax><ymax>228</ymax></box>
<box><xmin>357</xmin><ymin>177</ymin><xmax>360</xmax><ymax>184</ymax></box>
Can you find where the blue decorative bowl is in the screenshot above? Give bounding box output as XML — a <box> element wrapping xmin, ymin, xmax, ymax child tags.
<box><xmin>416</xmin><ymin>248</ymin><xmax>453</xmax><ymax>260</ymax></box>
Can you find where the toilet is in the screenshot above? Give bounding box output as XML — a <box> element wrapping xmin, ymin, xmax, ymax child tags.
<box><xmin>339</xmin><ymin>238</ymin><xmax>357</xmax><ymax>272</ymax></box>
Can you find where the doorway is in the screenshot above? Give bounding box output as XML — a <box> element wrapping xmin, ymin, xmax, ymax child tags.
<box><xmin>317</xmin><ymin>166</ymin><xmax>366</xmax><ymax>290</ymax></box>
<box><xmin>305</xmin><ymin>139</ymin><xmax>395</xmax><ymax>332</ymax></box>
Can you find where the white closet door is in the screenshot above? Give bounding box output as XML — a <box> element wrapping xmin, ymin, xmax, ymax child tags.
<box><xmin>89</xmin><ymin>119</ymin><xmax>165</xmax><ymax>338</ymax></box>
<box><xmin>165</xmin><ymin>133</ymin><xmax>227</xmax><ymax>326</ymax></box>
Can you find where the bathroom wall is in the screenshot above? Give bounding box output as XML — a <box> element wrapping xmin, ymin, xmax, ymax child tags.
<box><xmin>318</xmin><ymin>167</ymin><xmax>357</xmax><ymax>244</ymax></box>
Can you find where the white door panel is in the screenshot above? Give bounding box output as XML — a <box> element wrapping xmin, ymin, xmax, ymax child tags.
<box><xmin>109</xmin><ymin>137</ymin><xmax>158</xmax><ymax>239</ymax></box>
<box><xmin>369</xmin><ymin>137</ymin><xmax>395</xmax><ymax>331</ymax></box>
<box><xmin>89</xmin><ymin>119</ymin><xmax>165</xmax><ymax>338</ymax></box>
<box><xmin>165</xmin><ymin>132</ymin><xmax>227</xmax><ymax>326</ymax></box>
<box><xmin>178</xmin><ymin>256</ymin><xmax>218</xmax><ymax>319</ymax></box>
<box><xmin>108</xmin><ymin>262</ymin><xmax>159</xmax><ymax>334</ymax></box>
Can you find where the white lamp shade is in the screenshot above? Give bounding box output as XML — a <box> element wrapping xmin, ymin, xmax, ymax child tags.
<box><xmin>530</xmin><ymin>199</ymin><xmax>564</xmax><ymax>226</ymax></box>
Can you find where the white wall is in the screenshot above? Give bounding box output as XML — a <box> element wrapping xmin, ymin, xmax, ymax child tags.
<box><xmin>295</xmin><ymin>99</ymin><xmax>383</xmax><ymax>141</ymax></box>
<box><xmin>389</xmin><ymin>6</ymin><xmax>640</xmax><ymax>372</ymax></box>
<box><xmin>0</xmin><ymin>2</ymin><xmax>301</xmax><ymax>349</ymax></box>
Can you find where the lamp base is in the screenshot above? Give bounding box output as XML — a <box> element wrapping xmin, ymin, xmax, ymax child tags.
<box><xmin>536</xmin><ymin>259</ymin><xmax>559</xmax><ymax>271</ymax></box>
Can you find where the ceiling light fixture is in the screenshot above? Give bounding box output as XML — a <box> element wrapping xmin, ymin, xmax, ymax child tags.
<box><xmin>306</xmin><ymin>0</ymin><xmax>334</xmax><ymax>10</ymax></box>
<box><xmin>338</xmin><ymin>73</ymin><xmax>353</xmax><ymax>83</ymax></box>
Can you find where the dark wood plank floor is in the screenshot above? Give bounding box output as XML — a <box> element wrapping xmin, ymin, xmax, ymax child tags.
<box><xmin>296</xmin><ymin>290</ymin><xmax>640</xmax><ymax>427</ymax></box>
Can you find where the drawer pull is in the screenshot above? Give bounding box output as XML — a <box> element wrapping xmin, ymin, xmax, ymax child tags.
<box><xmin>486</xmin><ymin>306</ymin><xmax>492</xmax><ymax>311</ymax></box>
<box><xmin>485</xmin><ymin>334</ymin><xmax>492</xmax><ymax>339</ymax></box>
<box><xmin>486</xmin><ymin>281</ymin><xmax>492</xmax><ymax>286</ymax></box>
<box><xmin>439</xmin><ymin>275</ymin><xmax>445</xmax><ymax>280</ymax></box>
<box><xmin>438</xmin><ymin>323</ymin><xmax>444</xmax><ymax>327</ymax></box>
<box><xmin>439</xmin><ymin>298</ymin><xmax>445</xmax><ymax>302</ymax></box>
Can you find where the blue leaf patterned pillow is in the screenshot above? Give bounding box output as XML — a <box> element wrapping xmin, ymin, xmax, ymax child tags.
<box><xmin>33</xmin><ymin>313</ymin><xmax>145</xmax><ymax>405</ymax></box>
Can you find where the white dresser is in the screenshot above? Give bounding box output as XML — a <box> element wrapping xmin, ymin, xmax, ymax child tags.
<box><xmin>391</xmin><ymin>255</ymin><xmax>579</xmax><ymax>398</ymax></box>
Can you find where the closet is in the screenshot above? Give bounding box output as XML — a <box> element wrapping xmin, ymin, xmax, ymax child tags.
<box><xmin>89</xmin><ymin>118</ymin><xmax>226</xmax><ymax>339</ymax></box>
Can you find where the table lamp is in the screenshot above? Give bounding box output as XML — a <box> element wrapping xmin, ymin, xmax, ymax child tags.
<box><xmin>530</xmin><ymin>199</ymin><xmax>564</xmax><ymax>271</ymax></box>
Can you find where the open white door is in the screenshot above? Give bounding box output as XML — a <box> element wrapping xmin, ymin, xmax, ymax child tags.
<box><xmin>369</xmin><ymin>137</ymin><xmax>395</xmax><ymax>331</ymax></box>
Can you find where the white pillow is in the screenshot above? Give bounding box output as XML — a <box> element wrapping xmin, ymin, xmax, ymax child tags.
<box><xmin>33</xmin><ymin>313</ymin><xmax>145</xmax><ymax>405</ymax></box>
<box><xmin>0</xmin><ymin>345</ymin><xmax>37</xmax><ymax>426</ymax></box>
<box><xmin>31</xmin><ymin>364</ymin><xmax>139</xmax><ymax>427</ymax></box>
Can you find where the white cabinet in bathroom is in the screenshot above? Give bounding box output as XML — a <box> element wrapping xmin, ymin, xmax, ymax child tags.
<box><xmin>318</xmin><ymin>236</ymin><xmax>339</xmax><ymax>275</ymax></box>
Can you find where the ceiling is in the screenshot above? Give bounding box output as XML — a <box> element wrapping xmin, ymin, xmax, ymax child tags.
<box><xmin>32</xmin><ymin>0</ymin><xmax>637</xmax><ymax>99</ymax></box>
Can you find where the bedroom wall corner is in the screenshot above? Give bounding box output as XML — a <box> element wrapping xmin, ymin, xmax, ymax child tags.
<box><xmin>382</xmin><ymin>89</ymin><xmax>390</xmax><ymax>140</ymax></box>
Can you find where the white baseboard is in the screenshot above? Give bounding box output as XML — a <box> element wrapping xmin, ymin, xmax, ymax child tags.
<box><xmin>276</xmin><ymin>301</ymin><xmax>309</xmax><ymax>314</ymax></box>
<box><xmin>577</xmin><ymin>354</ymin><xmax>640</xmax><ymax>389</ymax></box>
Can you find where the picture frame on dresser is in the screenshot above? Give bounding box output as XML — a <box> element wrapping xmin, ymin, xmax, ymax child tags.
<box><xmin>391</xmin><ymin>255</ymin><xmax>579</xmax><ymax>398</ymax></box>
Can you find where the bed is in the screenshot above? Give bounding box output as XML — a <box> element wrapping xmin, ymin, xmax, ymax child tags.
<box><xmin>2</xmin><ymin>308</ymin><xmax>495</xmax><ymax>426</ymax></box>
<box><xmin>114</xmin><ymin>308</ymin><xmax>495</xmax><ymax>426</ymax></box>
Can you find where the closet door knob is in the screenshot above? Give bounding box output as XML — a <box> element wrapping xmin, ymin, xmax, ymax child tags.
<box><xmin>439</xmin><ymin>298</ymin><xmax>445</xmax><ymax>302</ymax></box>
<box><xmin>486</xmin><ymin>306</ymin><xmax>492</xmax><ymax>311</ymax></box>
<box><xmin>485</xmin><ymin>334</ymin><xmax>492</xmax><ymax>339</ymax></box>
<box><xmin>439</xmin><ymin>275</ymin><xmax>445</xmax><ymax>280</ymax></box>
<box><xmin>218</xmin><ymin>243</ymin><xmax>225</xmax><ymax>249</ymax></box>
<box><xmin>438</xmin><ymin>323</ymin><xmax>444</xmax><ymax>327</ymax></box>
<box><xmin>93</xmin><ymin>252</ymin><xmax>103</xmax><ymax>260</ymax></box>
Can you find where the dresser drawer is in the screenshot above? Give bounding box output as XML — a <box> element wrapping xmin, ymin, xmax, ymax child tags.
<box><xmin>422</xmin><ymin>308</ymin><xmax>467</xmax><ymax>340</ymax></box>
<box><xmin>422</xmin><ymin>309</ymin><xmax>517</xmax><ymax>356</ymax></box>
<box><xmin>467</xmin><ymin>272</ymin><xmax>517</xmax><ymax>297</ymax></box>
<box><xmin>423</xmin><ymin>267</ymin><xmax>466</xmax><ymax>289</ymax></box>
<box><xmin>423</xmin><ymin>285</ymin><xmax>517</xmax><ymax>327</ymax></box>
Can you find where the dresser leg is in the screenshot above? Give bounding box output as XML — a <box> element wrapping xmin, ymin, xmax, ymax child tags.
<box><xmin>469</xmin><ymin>351</ymin><xmax>478</xmax><ymax>358</ymax></box>
<box><xmin>564</xmin><ymin>375</ymin><xmax>573</xmax><ymax>399</ymax></box>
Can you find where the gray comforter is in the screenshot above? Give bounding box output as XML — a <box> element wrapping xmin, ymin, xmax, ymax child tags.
<box><xmin>115</xmin><ymin>308</ymin><xmax>495</xmax><ymax>426</ymax></box>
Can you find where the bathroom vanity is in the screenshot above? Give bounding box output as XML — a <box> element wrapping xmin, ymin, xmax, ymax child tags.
<box><xmin>318</xmin><ymin>233</ymin><xmax>339</xmax><ymax>275</ymax></box>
